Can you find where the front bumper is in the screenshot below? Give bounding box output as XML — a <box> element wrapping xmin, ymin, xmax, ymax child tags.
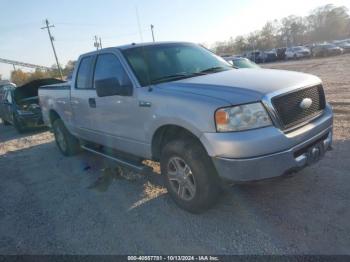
<box><xmin>212</xmin><ymin>128</ymin><xmax>332</xmax><ymax>182</ymax></box>
<box><xmin>201</xmin><ymin>105</ymin><xmax>333</xmax><ymax>182</ymax></box>
<box><xmin>17</xmin><ymin>113</ymin><xmax>44</xmax><ymax>127</ymax></box>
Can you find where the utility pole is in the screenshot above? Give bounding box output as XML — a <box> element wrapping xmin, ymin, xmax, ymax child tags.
<box><xmin>150</xmin><ymin>24</ymin><xmax>155</xmax><ymax>42</ymax></box>
<box><xmin>41</xmin><ymin>19</ymin><xmax>63</xmax><ymax>80</ymax></box>
<box><xmin>94</xmin><ymin>35</ymin><xmax>102</xmax><ymax>50</ymax></box>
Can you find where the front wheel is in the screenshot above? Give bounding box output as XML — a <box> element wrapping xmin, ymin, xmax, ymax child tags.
<box><xmin>52</xmin><ymin>118</ymin><xmax>80</xmax><ymax>156</ymax></box>
<box><xmin>160</xmin><ymin>138</ymin><xmax>221</xmax><ymax>213</ymax></box>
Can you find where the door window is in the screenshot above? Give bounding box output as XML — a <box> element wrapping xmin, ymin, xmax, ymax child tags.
<box><xmin>6</xmin><ymin>91</ymin><xmax>12</xmax><ymax>103</ymax></box>
<box><xmin>93</xmin><ymin>53</ymin><xmax>132</xmax><ymax>89</ymax></box>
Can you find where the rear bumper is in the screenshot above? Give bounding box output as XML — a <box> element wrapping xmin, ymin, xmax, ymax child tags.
<box><xmin>212</xmin><ymin>128</ymin><xmax>332</xmax><ymax>182</ymax></box>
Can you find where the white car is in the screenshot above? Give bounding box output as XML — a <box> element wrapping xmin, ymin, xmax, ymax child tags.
<box><xmin>285</xmin><ymin>46</ymin><xmax>311</xmax><ymax>59</ymax></box>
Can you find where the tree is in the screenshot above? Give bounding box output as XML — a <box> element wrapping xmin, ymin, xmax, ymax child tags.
<box><xmin>11</xmin><ymin>70</ymin><xmax>29</xmax><ymax>86</ymax></box>
<box><xmin>9</xmin><ymin>60</ymin><xmax>77</xmax><ymax>86</ymax></box>
<box><xmin>211</xmin><ymin>4</ymin><xmax>349</xmax><ymax>55</ymax></box>
<box><xmin>307</xmin><ymin>4</ymin><xmax>350</xmax><ymax>42</ymax></box>
<box><xmin>259</xmin><ymin>22</ymin><xmax>278</xmax><ymax>50</ymax></box>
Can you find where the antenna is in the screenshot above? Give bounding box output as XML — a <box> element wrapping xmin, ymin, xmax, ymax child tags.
<box><xmin>135</xmin><ymin>6</ymin><xmax>143</xmax><ymax>43</ymax></box>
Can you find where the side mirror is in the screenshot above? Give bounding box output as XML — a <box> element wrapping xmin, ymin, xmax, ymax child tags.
<box><xmin>95</xmin><ymin>78</ymin><xmax>132</xmax><ymax>97</ymax></box>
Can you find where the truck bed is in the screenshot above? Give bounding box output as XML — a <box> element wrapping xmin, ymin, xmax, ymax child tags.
<box><xmin>38</xmin><ymin>82</ymin><xmax>71</xmax><ymax>128</ymax></box>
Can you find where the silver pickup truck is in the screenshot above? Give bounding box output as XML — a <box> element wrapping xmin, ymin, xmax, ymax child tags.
<box><xmin>39</xmin><ymin>42</ymin><xmax>333</xmax><ymax>213</ymax></box>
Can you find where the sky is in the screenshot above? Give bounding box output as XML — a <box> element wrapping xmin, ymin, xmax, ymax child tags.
<box><xmin>1</xmin><ymin>0</ymin><xmax>349</xmax><ymax>79</ymax></box>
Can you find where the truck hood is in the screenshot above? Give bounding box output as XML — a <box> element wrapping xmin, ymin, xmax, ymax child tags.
<box><xmin>157</xmin><ymin>69</ymin><xmax>321</xmax><ymax>105</ymax></box>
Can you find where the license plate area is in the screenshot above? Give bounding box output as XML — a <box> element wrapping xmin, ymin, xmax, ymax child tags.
<box><xmin>294</xmin><ymin>132</ymin><xmax>331</xmax><ymax>167</ymax></box>
<box><xmin>306</xmin><ymin>142</ymin><xmax>325</xmax><ymax>165</ymax></box>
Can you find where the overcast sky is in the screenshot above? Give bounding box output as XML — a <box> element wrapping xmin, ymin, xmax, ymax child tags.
<box><xmin>1</xmin><ymin>0</ymin><xmax>349</xmax><ymax>79</ymax></box>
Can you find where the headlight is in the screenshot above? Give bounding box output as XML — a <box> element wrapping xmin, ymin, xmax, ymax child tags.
<box><xmin>215</xmin><ymin>102</ymin><xmax>272</xmax><ymax>132</ymax></box>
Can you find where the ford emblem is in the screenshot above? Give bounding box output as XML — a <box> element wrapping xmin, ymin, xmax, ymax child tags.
<box><xmin>299</xmin><ymin>98</ymin><xmax>313</xmax><ymax>109</ymax></box>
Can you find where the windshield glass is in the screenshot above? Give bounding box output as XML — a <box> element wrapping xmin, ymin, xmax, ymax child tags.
<box><xmin>122</xmin><ymin>43</ymin><xmax>232</xmax><ymax>86</ymax></box>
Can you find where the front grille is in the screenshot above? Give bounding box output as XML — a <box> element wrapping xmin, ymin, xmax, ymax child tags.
<box><xmin>272</xmin><ymin>85</ymin><xmax>326</xmax><ymax>130</ymax></box>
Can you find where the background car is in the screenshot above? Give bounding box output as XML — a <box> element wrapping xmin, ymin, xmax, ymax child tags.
<box><xmin>312</xmin><ymin>43</ymin><xmax>343</xmax><ymax>57</ymax></box>
<box><xmin>245</xmin><ymin>51</ymin><xmax>265</xmax><ymax>63</ymax></box>
<box><xmin>275</xmin><ymin>47</ymin><xmax>286</xmax><ymax>60</ymax></box>
<box><xmin>285</xmin><ymin>46</ymin><xmax>311</xmax><ymax>59</ymax></box>
<box><xmin>262</xmin><ymin>50</ymin><xmax>278</xmax><ymax>63</ymax></box>
<box><xmin>334</xmin><ymin>40</ymin><xmax>350</xmax><ymax>53</ymax></box>
<box><xmin>224</xmin><ymin>56</ymin><xmax>260</xmax><ymax>68</ymax></box>
<box><xmin>0</xmin><ymin>80</ymin><xmax>16</xmax><ymax>101</ymax></box>
<box><xmin>0</xmin><ymin>78</ymin><xmax>63</xmax><ymax>132</ymax></box>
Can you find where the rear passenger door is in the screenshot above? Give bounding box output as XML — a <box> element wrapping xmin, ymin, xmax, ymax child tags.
<box><xmin>70</xmin><ymin>55</ymin><xmax>97</xmax><ymax>141</ymax></box>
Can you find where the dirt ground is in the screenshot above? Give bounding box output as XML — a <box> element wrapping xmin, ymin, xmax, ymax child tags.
<box><xmin>0</xmin><ymin>55</ymin><xmax>349</xmax><ymax>255</ymax></box>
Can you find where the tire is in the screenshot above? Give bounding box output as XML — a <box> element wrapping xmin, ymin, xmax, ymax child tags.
<box><xmin>160</xmin><ymin>138</ymin><xmax>221</xmax><ymax>213</ymax></box>
<box><xmin>52</xmin><ymin>118</ymin><xmax>80</xmax><ymax>156</ymax></box>
<box><xmin>13</xmin><ymin>114</ymin><xmax>25</xmax><ymax>133</ymax></box>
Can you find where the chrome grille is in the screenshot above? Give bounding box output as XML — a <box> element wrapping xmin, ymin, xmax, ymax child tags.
<box><xmin>272</xmin><ymin>85</ymin><xmax>326</xmax><ymax>130</ymax></box>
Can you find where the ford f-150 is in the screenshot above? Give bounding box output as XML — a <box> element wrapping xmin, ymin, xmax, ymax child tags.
<box><xmin>39</xmin><ymin>42</ymin><xmax>333</xmax><ymax>213</ymax></box>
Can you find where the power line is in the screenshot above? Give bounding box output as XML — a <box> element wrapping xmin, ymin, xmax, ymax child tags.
<box><xmin>0</xmin><ymin>58</ymin><xmax>51</xmax><ymax>70</ymax></box>
<box><xmin>41</xmin><ymin>19</ymin><xmax>63</xmax><ymax>80</ymax></box>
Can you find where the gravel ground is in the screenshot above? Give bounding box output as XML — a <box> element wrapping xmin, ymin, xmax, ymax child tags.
<box><xmin>0</xmin><ymin>55</ymin><xmax>350</xmax><ymax>255</ymax></box>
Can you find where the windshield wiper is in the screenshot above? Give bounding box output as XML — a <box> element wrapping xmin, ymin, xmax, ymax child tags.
<box><xmin>151</xmin><ymin>73</ymin><xmax>189</xmax><ymax>83</ymax></box>
<box><xmin>151</xmin><ymin>72</ymin><xmax>207</xmax><ymax>84</ymax></box>
<box><xmin>199</xmin><ymin>66</ymin><xmax>228</xmax><ymax>73</ymax></box>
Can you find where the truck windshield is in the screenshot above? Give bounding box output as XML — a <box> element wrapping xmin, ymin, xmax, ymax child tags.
<box><xmin>122</xmin><ymin>43</ymin><xmax>232</xmax><ymax>86</ymax></box>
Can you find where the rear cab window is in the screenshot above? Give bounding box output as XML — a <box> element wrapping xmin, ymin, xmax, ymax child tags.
<box><xmin>76</xmin><ymin>56</ymin><xmax>95</xmax><ymax>89</ymax></box>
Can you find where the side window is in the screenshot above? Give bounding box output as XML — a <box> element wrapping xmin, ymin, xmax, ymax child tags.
<box><xmin>6</xmin><ymin>91</ymin><xmax>13</xmax><ymax>103</ymax></box>
<box><xmin>93</xmin><ymin>53</ymin><xmax>132</xmax><ymax>88</ymax></box>
<box><xmin>76</xmin><ymin>56</ymin><xmax>94</xmax><ymax>89</ymax></box>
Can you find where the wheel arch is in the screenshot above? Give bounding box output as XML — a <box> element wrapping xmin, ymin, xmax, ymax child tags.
<box><xmin>151</xmin><ymin>124</ymin><xmax>206</xmax><ymax>161</ymax></box>
<box><xmin>48</xmin><ymin>110</ymin><xmax>61</xmax><ymax>126</ymax></box>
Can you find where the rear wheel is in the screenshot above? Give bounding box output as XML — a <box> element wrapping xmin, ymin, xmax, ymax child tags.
<box><xmin>160</xmin><ymin>138</ymin><xmax>221</xmax><ymax>213</ymax></box>
<box><xmin>52</xmin><ymin>118</ymin><xmax>80</xmax><ymax>156</ymax></box>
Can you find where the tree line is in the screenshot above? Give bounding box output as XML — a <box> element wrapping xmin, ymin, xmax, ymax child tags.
<box><xmin>212</xmin><ymin>4</ymin><xmax>350</xmax><ymax>55</ymax></box>
<box><xmin>10</xmin><ymin>60</ymin><xmax>76</xmax><ymax>86</ymax></box>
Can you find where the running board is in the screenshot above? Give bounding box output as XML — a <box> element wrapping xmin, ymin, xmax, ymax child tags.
<box><xmin>81</xmin><ymin>145</ymin><xmax>147</xmax><ymax>173</ymax></box>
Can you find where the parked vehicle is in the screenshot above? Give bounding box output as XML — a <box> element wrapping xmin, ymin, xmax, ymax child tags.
<box><xmin>246</xmin><ymin>51</ymin><xmax>264</xmax><ymax>63</ymax></box>
<box><xmin>0</xmin><ymin>80</ymin><xmax>16</xmax><ymax>101</ymax></box>
<box><xmin>262</xmin><ymin>50</ymin><xmax>278</xmax><ymax>63</ymax></box>
<box><xmin>275</xmin><ymin>48</ymin><xmax>286</xmax><ymax>60</ymax></box>
<box><xmin>0</xmin><ymin>78</ymin><xmax>63</xmax><ymax>132</ymax></box>
<box><xmin>39</xmin><ymin>42</ymin><xmax>333</xmax><ymax>213</ymax></box>
<box><xmin>334</xmin><ymin>41</ymin><xmax>350</xmax><ymax>53</ymax></box>
<box><xmin>312</xmin><ymin>44</ymin><xmax>343</xmax><ymax>57</ymax></box>
<box><xmin>223</xmin><ymin>56</ymin><xmax>260</xmax><ymax>68</ymax></box>
<box><xmin>285</xmin><ymin>46</ymin><xmax>311</xmax><ymax>59</ymax></box>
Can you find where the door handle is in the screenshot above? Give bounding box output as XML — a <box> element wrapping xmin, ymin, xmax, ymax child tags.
<box><xmin>88</xmin><ymin>98</ymin><xmax>96</xmax><ymax>108</ymax></box>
